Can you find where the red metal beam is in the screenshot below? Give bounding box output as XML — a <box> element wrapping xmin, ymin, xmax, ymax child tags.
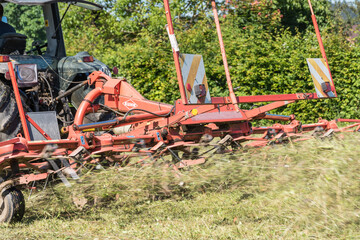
<box><xmin>8</xmin><ymin>62</ymin><xmax>31</xmax><ymax>141</ymax></box>
<box><xmin>211</xmin><ymin>92</ymin><xmax>331</xmax><ymax>104</ymax></box>
<box><xmin>0</xmin><ymin>137</ymin><xmax>21</xmax><ymax>148</ymax></box>
<box><xmin>307</xmin><ymin>0</ymin><xmax>336</xmax><ymax>96</ymax></box>
<box><xmin>245</xmin><ymin>100</ymin><xmax>295</xmax><ymax>119</ymax></box>
<box><xmin>336</xmin><ymin>119</ymin><xmax>360</xmax><ymax>123</ymax></box>
<box><xmin>163</xmin><ymin>0</ymin><xmax>187</xmax><ymax>105</ymax></box>
<box><xmin>211</xmin><ymin>0</ymin><xmax>239</xmax><ymax>111</ymax></box>
<box><xmin>19</xmin><ymin>173</ymin><xmax>49</xmax><ymax>185</ymax></box>
<box><xmin>25</xmin><ymin>114</ymin><xmax>52</xmax><ymax>140</ymax></box>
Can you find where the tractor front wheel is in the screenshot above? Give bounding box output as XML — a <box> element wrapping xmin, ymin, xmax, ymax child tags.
<box><xmin>0</xmin><ymin>80</ymin><xmax>21</xmax><ymax>141</ymax></box>
<box><xmin>0</xmin><ymin>187</ymin><xmax>25</xmax><ymax>223</ymax></box>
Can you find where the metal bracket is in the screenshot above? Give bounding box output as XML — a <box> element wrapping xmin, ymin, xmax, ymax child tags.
<box><xmin>47</xmin><ymin>159</ymin><xmax>71</xmax><ymax>188</ymax></box>
<box><xmin>218</xmin><ymin>134</ymin><xmax>233</xmax><ymax>146</ymax></box>
<box><xmin>61</xmin><ymin>159</ymin><xmax>80</xmax><ymax>180</ymax></box>
<box><xmin>321</xmin><ymin>129</ymin><xmax>334</xmax><ymax>139</ymax></box>
<box><xmin>69</xmin><ymin>146</ymin><xmax>86</xmax><ymax>160</ymax></box>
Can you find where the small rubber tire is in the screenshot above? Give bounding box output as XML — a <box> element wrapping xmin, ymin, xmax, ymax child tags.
<box><xmin>0</xmin><ymin>188</ymin><xmax>25</xmax><ymax>223</ymax></box>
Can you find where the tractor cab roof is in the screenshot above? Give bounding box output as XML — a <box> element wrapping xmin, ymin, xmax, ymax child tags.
<box><xmin>0</xmin><ymin>0</ymin><xmax>102</xmax><ymax>10</ymax></box>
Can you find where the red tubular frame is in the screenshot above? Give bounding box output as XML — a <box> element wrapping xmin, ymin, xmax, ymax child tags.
<box><xmin>163</xmin><ymin>0</ymin><xmax>188</xmax><ymax>105</ymax></box>
<box><xmin>337</xmin><ymin>119</ymin><xmax>360</xmax><ymax>123</ymax></box>
<box><xmin>0</xmin><ymin>1</ymin><xmax>350</xmax><ymax>201</ymax></box>
<box><xmin>211</xmin><ymin>0</ymin><xmax>239</xmax><ymax>111</ymax></box>
<box><xmin>8</xmin><ymin>62</ymin><xmax>31</xmax><ymax>141</ymax></box>
<box><xmin>25</xmin><ymin>114</ymin><xmax>52</xmax><ymax>140</ymax></box>
<box><xmin>307</xmin><ymin>0</ymin><xmax>336</xmax><ymax>96</ymax></box>
<box><xmin>74</xmin><ymin>87</ymin><xmax>103</xmax><ymax>126</ymax></box>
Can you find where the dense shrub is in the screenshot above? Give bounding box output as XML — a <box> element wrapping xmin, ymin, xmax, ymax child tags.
<box><xmin>7</xmin><ymin>1</ymin><xmax>360</xmax><ymax>122</ymax></box>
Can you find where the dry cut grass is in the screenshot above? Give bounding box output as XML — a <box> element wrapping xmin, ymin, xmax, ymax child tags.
<box><xmin>1</xmin><ymin>133</ymin><xmax>360</xmax><ymax>239</ymax></box>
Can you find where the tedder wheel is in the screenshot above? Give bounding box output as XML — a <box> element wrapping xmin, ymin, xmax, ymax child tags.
<box><xmin>0</xmin><ymin>188</ymin><xmax>25</xmax><ymax>223</ymax></box>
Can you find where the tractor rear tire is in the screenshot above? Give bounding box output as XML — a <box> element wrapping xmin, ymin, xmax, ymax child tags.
<box><xmin>0</xmin><ymin>188</ymin><xmax>25</xmax><ymax>223</ymax></box>
<box><xmin>0</xmin><ymin>80</ymin><xmax>21</xmax><ymax>141</ymax></box>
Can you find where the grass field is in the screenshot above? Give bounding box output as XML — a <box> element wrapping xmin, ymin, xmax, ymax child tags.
<box><xmin>1</xmin><ymin>134</ymin><xmax>360</xmax><ymax>239</ymax></box>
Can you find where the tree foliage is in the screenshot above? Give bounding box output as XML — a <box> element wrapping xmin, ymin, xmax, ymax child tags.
<box><xmin>276</xmin><ymin>0</ymin><xmax>332</xmax><ymax>32</ymax></box>
<box><xmin>3</xmin><ymin>0</ymin><xmax>360</xmax><ymax>122</ymax></box>
<box><xmin>4</xmin><ymin>4</ymin><xmax>46</xmax><ymax>49</ymax></box>
<box><xmin>59</xmin><ymin>0</ymin><xmax>360</xmax><ymax>121</ymax></box>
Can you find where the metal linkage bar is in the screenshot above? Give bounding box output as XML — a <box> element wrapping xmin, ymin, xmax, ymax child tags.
<box><xmin>8</xmin><ymin>62</ymin><xmax>31</xmax><ymax>141</ymax></box>
<box><xmin>25</xmin><ymin>114</ymin><xmax>52</xmax><ymax>140</ymax></box>
<box><xmin>47</xmin><ymin>159</ymin><xmax>71</xmax><ymax>188</ymax></box>
<box><xmin>163</xmin><ymin>0</ymin><xmax>188</xmax><ymax>104</ymax></box>
<box><xmin>307</xmin><ymin>0</ymin><xmax>336</xmax><ymax>96</ymax></box>
<box><xmin>211</xmin><ymin>0</ymin><xmax>239</xmax><ymax>111</ymax></box>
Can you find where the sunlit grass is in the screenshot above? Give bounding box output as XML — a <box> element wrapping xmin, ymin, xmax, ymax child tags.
<box><xmin>1</xmin><ymin>134</ymin><xmax>360</xmax><ymax>239</ymax></box>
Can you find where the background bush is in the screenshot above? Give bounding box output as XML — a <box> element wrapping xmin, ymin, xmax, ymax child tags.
<box><xmin>6</xmin><ymin>0</ymin><xmax>360</xmax><ymax>122</ymax></box>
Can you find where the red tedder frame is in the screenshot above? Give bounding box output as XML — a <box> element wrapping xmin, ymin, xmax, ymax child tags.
<box><xmin>0</xmin><ymin>0</ymin><xmax>337</xmax><ymax>174</ymax></box>
<box><xmin>0</xmin><ymin>0</ymin><xmax>337</xmax><ymax>176</ymax></box>
<box><xmin>0</xmin><ymin>0</ymin><xmax>353</xmax><ymax>224</ymax></box>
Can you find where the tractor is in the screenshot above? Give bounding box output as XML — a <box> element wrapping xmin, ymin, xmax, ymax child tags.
<box><xmin>0</xmin><ymin>0</ymin><xmax>112</xmax><ymax>141</ymax></box>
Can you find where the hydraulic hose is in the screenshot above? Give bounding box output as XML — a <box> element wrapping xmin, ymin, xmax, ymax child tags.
<box><xmin>75</xmin><ymin>106</ymin><xmax>175</xmax><ymax>131</ymax></box>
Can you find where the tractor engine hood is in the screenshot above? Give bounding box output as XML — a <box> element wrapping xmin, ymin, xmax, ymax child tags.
<box><xmin>0</xmin><ymin>0</ymin><xmax>102</xmax><ymax>10</ymax></box>
<box><xmin>0</xmin><ymin>55</ymin><xmax>55</xmax><ymax>74</ymax></box>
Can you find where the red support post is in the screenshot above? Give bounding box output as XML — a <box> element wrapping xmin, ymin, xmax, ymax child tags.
<box><xmin>307</xmin><ymin>0</ymin><xmax>336</xmax><ymax>96</ymax></box>
<box><xmin>163</xmin><ymin>0</ymin><xmax>188</xmax><ymax>105</ymax></box>
<box><xmin>211</xmin><ymin>0</ymin><xmax>239</xmax><ymax>111</ymax></box>
<box><xmin>8</xmin><ymin>62</ymin><xmax>31</xmax><ymax>141</ymax></box>
<box><xmin>25</xmin><ymin>114</ymin><xmax>52</xmax><ymax>140</ymax></box>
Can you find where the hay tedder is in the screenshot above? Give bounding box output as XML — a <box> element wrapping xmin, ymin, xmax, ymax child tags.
<box><xmin>1</xmin><ymin>0</ymin><xmax>359</xmax><ymax>223</ymax></box>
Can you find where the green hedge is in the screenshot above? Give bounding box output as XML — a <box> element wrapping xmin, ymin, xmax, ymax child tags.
<box><xmin>61</xmin><ymin>2</ymin><xmax>360</xmax><ymax>123</ymax></box>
